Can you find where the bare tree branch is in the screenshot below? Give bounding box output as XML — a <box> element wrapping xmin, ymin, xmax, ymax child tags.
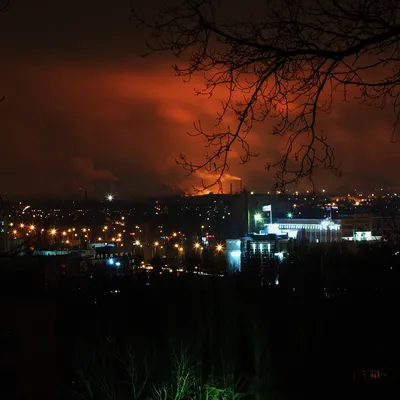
<box><xmin>133</xmin><ymin>0</ymin><xmax>400</xmax><ymax>191</ymax></box>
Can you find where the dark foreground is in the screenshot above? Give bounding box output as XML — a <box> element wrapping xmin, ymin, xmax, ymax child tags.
<box><xmin>0</xmin><ymin>246</ymin><xmax>400</xmax><ymax>399</ymax></box>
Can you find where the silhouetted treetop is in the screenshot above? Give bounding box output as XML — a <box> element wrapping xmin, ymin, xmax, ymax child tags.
<box><xmin>134</xmin><ymin>0</ymin><xmax>400</xmax><ymax>190</ymax></box>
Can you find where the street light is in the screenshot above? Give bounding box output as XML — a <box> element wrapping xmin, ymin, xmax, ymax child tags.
<box><xmin>154</xmin><ymin>241</ymin><xmax>159</xmax><ymax>246</ymax></box>
<box><xmin>287</xmin><ymin>212</ymin><xmax>293</xmax><ymax>218</ymax></box>
<box><xmin>254</xmin><ymin>213</ymin><xmax>262</xmax><ymax>222</ymax></box>
<box><xmin>106</xmin><ymin>194</ymin><xmax>114</xmax><ymax>201</ymax></box>
<box><xmin>194</xmin><ymin>242</ymin><xmax>200</xmax><ymax>249</ymax></box>
<box><xmin>216</xmin><ymin>244</ymin><xmax>223</xmax><ymax>252</ymax></box>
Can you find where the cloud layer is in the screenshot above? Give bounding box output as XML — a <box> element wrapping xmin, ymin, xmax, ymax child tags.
<box><xmin>0</xmin><ymin>0</ymin><xmax>399</xmax><ymax>197</ymax></box>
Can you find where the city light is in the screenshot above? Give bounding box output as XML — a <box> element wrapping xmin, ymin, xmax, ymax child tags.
<box><xmin>29</xmin><ymin>224</ymin><xmax>35</xmax><ymax>231</ymax></box>
<box><xmin>154</xmin><ymin>241</ymin><xmax>159</xmax><ymax>246</ymax></box>
<box><xmin>287</xmin><ymin>212</ymin><xmax>293</xmax><ymax>218</ymax></box>
<box><xmin>216</xmin><ymin>244</ymin><xmax>223</xmax><ymax>252</ymax></box>
<box><xmin>62</xmin><ymin>231</ymin><xmax>67</xmax><ymax>236</ymax></box>
<box><xmin>254</xmin><ymin>213</ymin><xmax>262</xmax><ymax>222</ymax></box>
<box><xmin>135</xmin><ymin>240</ymin><xmax>140</xmax><ymax>245</ymax></box>
<box><xmin>50</xmin><ymin>229</ymin><xmax>57</xmax><ymax>236</ymax></box>
<box><xmin>106</xmin><ymin>194</ymin><xmax>114</xmax><ymax>201</ymax></box>
<box><xmin>20</xmin><ymin>223</ymin><xmax>24</xmax><ymax>228</ymax></box>
<box><xmin>194</xmin><ymin>242</ymin><xmax>200</xmax><ymax>249</ymax></box>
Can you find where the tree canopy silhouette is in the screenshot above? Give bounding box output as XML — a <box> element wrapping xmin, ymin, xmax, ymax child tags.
<box><xmin>134</xmin><ymin>0</ymin><xmax>400</xmax><ymax>190</ymax></box>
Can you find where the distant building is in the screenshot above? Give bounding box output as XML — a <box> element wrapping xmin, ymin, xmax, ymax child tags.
<box><xmin>225</xmin><ymin>234</ymin><xmax>289</xmax><ymax>272</ymax></box>
<box><xmin>231</xmin><ymin>191</ymin><xmax>290</xmax><ymax>237</ymax></box>
<box><xmin>0</xmin><ymin>216</ymin><xmax>8</xmax><ymax>254</ymax></box>
<box><xmin>341</xmin><ymin>214</ymin><xmax>372</xmax><ymax>238</ymax></box>
<box><xmin>268</xmin><ymin>218</ymin><xmax>342</xmax><ymax>243</ymax></box>
<box><xmin>225</xmin><ymin>239</ymin><xmax>241</xmax><ymax>272</ymax></box>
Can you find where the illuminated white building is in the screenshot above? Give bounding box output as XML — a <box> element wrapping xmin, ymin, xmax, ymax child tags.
<box><xmin>263</xmin><ymin>218</ymin><xmax>342</xmax><ymax>243</ymax></box>
<box><xmin>225</xmin><ymin>239</ymin><xmax>242</xmax><ymax>272</ymax></box>
<box><xmin>225</xmin><ymin>235</ymin><xmax>288</xmax><ymax>272</ymax></box>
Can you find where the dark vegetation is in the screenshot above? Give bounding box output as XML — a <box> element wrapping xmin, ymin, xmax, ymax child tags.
<box><xmin>0</xmin><ymin>244</ymin><xmax>399</xmax><ymax>398</ymax></box>
<box><xmin>46</xmin><ymin>244</ymin><xmax>400</xmax><ymax>399</ymax></box>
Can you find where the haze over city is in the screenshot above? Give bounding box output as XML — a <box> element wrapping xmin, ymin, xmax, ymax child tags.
<box><xmin>0</xmin><ymin>0</ymin><xmax>399</xmax><ymax>198</ymax></box>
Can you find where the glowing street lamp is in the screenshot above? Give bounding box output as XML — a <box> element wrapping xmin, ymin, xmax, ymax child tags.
<box><xmin>194</xmin><ymin>242</ymin><xmax>200</xmax><ymax>249</ymax></box>
<box><xmin>106</xmin><ymin>194</ymin><xmax>114</xmax><ymax>201</ymax></box>
<box><xmin>29</xmin><ymin>224</ymin><xmax>35</xmax><ymax>231</ymax></box>
<box><xmin>254</xmin><ymin>213</ymin><xmax>262</xmax><ymax>222</ymax></box>
<box><xmin>135</xmin><ymin>240</ymin><xmax>140</xmax><ymax>246</ymax></box>
<box><xmin>154</xmin><ymin>241</ymin><xmax>159</xmax><ymax>247</ymax></box>
<box><xmin>50</xmin><ymin>229</ymin><xmax>57</xmax><ymax>236</ymax></box>
<box><xmin>216</xmin><ymin>244</ymin><xmax>223</xmax><ymax>252</ymax></box>
<box><xmin>287</xmin><ymin>212</ymin><xmax>293</xmax><ymax>218</ymax></box>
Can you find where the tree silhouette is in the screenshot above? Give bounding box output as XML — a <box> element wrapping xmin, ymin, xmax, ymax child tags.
<box><xmin>134</xmin><ymin>0</ymin><xmax>400</xmax><ymax>190</ymax></box>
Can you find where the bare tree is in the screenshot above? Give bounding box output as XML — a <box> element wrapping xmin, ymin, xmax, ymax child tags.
<box><xmin>133</xmin><ymin>0</ymin><xmax>400</xmax><ymax>191</ymax></box>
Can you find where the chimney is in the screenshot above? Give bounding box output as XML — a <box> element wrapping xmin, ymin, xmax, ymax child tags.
<box><xmin>230</xmin><ymin>183</ymin><xmax>233</xmax><ymax>194</ymax></box>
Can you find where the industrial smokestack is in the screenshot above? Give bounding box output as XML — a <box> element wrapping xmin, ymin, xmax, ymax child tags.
<box><xmin>230</xmin><ymin>183</ymin><xmax>233</xmax><ymax>194</ymax></box>
<box><xmin>240</xmin><ymin>180</ymin><xmax>243</xmax><ymax>192</ymax></box>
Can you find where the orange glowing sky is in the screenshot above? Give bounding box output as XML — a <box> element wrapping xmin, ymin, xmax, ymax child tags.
<box><xmin>0</xmin><ymin>0</ymin><xmax>399</xmax><ymax>198</ymax></box>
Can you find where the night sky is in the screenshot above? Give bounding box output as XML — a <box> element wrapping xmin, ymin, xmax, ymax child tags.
<box><xmin>0</xmin><ymin>0</ymin><xmax>398</xmax><ymax>198</ymax></box>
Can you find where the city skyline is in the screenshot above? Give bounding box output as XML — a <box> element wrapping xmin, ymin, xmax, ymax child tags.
<box><xmin>0</xmin><ymin>0</ymin><xmax>399</xmax><ymax>197</ymax></box>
